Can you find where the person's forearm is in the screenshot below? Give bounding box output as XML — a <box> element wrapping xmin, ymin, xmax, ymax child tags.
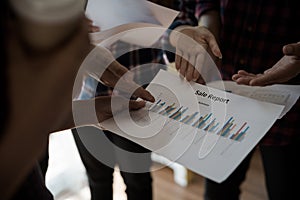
<box><xmin>199</xmin><ymin>10</ymin><xmax>221</xmax><ymax>43</ymax></box>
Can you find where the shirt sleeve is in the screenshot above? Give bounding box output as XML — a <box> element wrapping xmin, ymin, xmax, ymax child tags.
<box><xmin>170</xmin><ymin>0</ymin><xmax>220</xmax><ymax>30</ymax></box>
<box><xmin>196</xmin><ymin>0</ymin><xmax>220</xmax><ymax>18</ymax></box>
<box><xmin>170</xmin><ymin>0</ymin><xmax>199</xmax><ymax>29</ymax></box>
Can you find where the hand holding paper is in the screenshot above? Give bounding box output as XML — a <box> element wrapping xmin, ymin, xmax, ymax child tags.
<box><xmin>100</xmin><ymin>70</ymin><xmax>287</xmax><ymax>183</ymax></box>
<box><xmin>85</xmin><ymin>0</ymin><xmax>179</xmax><ymax>47</ymax></box>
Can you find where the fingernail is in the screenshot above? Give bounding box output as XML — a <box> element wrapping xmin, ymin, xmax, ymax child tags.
<box><xmin>218</xmin><ymin>53</ymin><xmax>222</xmax><ymax>59</ymax></box>
<box><xmin>150</xmin><ymin>96</ymin><xmax>155</xmax><ymax>102</ymax></box>
<box><xmin>285</xmin><ymin>45</ymin><xmax>293</xmax><ymax>54</ymax></box>
<box><xmin>214</xmin><ymin>49</ymin><xmax>222</xmax><ymax>59</ymax></box>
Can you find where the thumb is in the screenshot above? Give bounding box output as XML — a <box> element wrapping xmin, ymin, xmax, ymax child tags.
<box><xmin>249</xmin><ymin>74</ymin><xmax>278</xmax><ymax>86</ymax></box>
<box><xmin>129</xmin><ymin>100</ymin><xmax>146</xmax><ymax>110</ymax></box>
<box><xmin>283</xmin><ymin>42</ymin><xmax>300</xmax><ymax>56</ymax></box>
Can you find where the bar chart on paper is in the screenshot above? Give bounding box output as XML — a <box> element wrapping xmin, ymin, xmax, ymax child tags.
<box><xmin>148</xmin><ymin>99</ymin><xmax>250</xmax><ymax>142</ymax></box>
<box><xmin>100</xmin><ymin>70</ymin><xmax>284</xmax><ymax>182</ymax></box>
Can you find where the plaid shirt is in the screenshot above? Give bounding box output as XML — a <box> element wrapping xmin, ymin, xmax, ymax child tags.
<box><xmin>174</xmin><ymin>0</ymin><xmax>300</xmax><ymax>146</ymax></box>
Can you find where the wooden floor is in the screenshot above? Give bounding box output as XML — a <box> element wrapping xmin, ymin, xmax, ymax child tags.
<box><xmin>152</xmin><ymin>148</ymin><xmax>268</xmax><ymax>200</ymax></box>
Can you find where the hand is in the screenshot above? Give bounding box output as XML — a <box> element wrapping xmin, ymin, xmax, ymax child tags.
<box><xmin>79</xmin><ymin>46</ymin><xmax>155</xmax><ymax>103</ymax></box>
<box><xmin>102</xmin><ymin>61</ymin><xmax>155</xmax><ymax>102</ymax></box>
<box><xmin>232</xmin><ymin>42</ymin><xmax>300</xmax><ymax>86</ymax></box>
<box><xmin>72</xmin><ymin>95</ymin><xmax>146</xmax><ymax>127</ymax></box>
<box><xmin>83</xmin><ymin>18</ymin><xmax>154</xmax><ymax>102</ymax></box>
<box><xmin>95</xmin><ymin>96</ymin><xmax>146</xmax><ymax>122</ymax></box>
<box><xmin>171</xmin><ymin>26</ymin><xmax>222</xmax><ymax>82</ymax></box>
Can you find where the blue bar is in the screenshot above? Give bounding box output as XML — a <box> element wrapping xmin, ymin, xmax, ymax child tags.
<box><xmin>179</xmin><ymin>115</ymin><xmax>189</xmax><ymax>123</ymax></box>
<box><xmin>197</xmin><ymin>113</ymin><xmax>212</xmax><ymax>128</ymax></box>
<box><xmin>192</xmin><ymin>116</ymin><xmax>203</xmax><ymax>127</ymax></box>
<box><xmin>159</xmin><ymin>104</ymin><xmax>172</xmax><ymax>114</ymax></box>
<box><xmin>209</xmin><ymin>122</ymin><xmax>219</xmax><ymax>132</ymax></box>
<box><xmin>152</xmin><ymin>102</ymin><xmax>165</xmax><ymax>112</ymax></box>
<box><xmin>235</xmin><ymin>126</ymin><xmax>249</xmax><ymax>141</ymax></box>
<box><xmin>184</xmin><ymin>112</ymin><xmax>199</xmax><ymax>125</ymax></box>
<box><xmin>204</xmin><ymin>118</ymin><xmax>216</xmax><ymax>131</ymax></box>
<box><xmin>162</xmin><ymin>107</ymin><xmax>176</xmax><ymax>115</ymax></box>
<box><xmin>217</xmin><ymin>117</ymin><xmax>233</xmax><ymax>135</ymax></box>
<box><xmin>169</xmin><ymin>106</ymin><xmax>183</xmax><ymax>118</ymax></box>
<box><xmin>221</xmin><ymin>127</ymin><xmax>231</xmax><ymax>137</ymax></box>
<box><xmin>222</xmin><ymin>117</ymin><xmax>233</xmax><ymax>130</ymax></box>
<box><xmin>149</xmin><ymin>99</ymin><xmax>161</xmax><ymax>111</ymax></box>
<box><xmin>173</xmin><ymin>107</ymin><xmax>188</xmax><ymax>120</ymax></box>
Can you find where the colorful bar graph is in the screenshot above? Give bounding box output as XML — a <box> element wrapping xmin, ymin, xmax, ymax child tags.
<box><xmin>230</xmin><ymin>122</ymin><xmax>249</xmax><ymax>141</ymax></box>
<box><xmin>204</xmin><ymin>118</ymin><xmax>216</xmax><ymax>131</ymax></box>
<box><xmin>180</xmin><ymin>112</ymin><xmax>198</xmax><ymax>125</ymax></box>
<box><xmin>158</xmin><ymin>103</ymin><xmax>175</xmax><ymax>115</ymax></box>
<box><xmin>173</xmin><ymin>107</ymin><xmax>188</xmax><ymax>120</ymax></box>
<box><xmin>149</xmin><ymin>99</ymin><xmax>250</xmax><ymax>142</ymax></box>
<box><xmin>197</xmin><ymin>113</ymin><xmax>212</xmax><ymax>129</ymax></box>
<box><xmin>235</xmin><ymin>126</ymin><xmax>249</xmax><ymax>141</ymax></box>
<box><xmin>209</xmin><ymin>122</ymin><xmax>219</xmax><ymax>132</ymax></box>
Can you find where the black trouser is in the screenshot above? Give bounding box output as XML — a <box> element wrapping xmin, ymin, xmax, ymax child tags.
<box><xmin>204</xmin><ymin>138</ymin><xmax>300</xmax><ymax>200</ymax></box>
<box><xmin>72</xmin><ymin>126</ymin><xmax>153</xmax><ymax>200</ymax></box>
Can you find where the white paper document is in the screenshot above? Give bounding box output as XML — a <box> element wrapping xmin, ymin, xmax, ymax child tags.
<box><xmin>85</xmin><ymin>0</ymin><xmax>179</xmax><ymax>47</ymax></box>
<box><xmin>99</xmin><ymin>70</ymin><xmax>285</xmax><ymax>183</ymax></box>
<box><xmin>207</xmin><ymin>80</ymin><xmax>300</xmax><ymax>119</ymax></box>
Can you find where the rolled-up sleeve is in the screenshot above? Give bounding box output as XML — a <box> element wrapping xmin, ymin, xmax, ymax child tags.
<box><xmin>171</xmin><ymin>0</ymin><xmax>199</xmax><ymax>29</ymax></box>
<box><xmin>196</xmin><ymin>0</ymin><xmax>220</xmax><ymax>18</ymax></box>
<box><xmin>171</xmin><ymin>0</ymin><xmax>220</xmax><ymax>29</ymax></box>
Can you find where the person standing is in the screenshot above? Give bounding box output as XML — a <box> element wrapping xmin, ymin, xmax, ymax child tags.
<box><xmin>1</xmin><ymin>1</ymin><xmax>153</xmax><ymax>199</ymax></box>
<box><xmin>71</xmin><ymin>41</ymin><xmax>162</xmax><ymax>200</ymax></box>
<box><xmin>169</xmin><ymin>0</ymin><xmax>300</xmax><ymax>199</ymax></box>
